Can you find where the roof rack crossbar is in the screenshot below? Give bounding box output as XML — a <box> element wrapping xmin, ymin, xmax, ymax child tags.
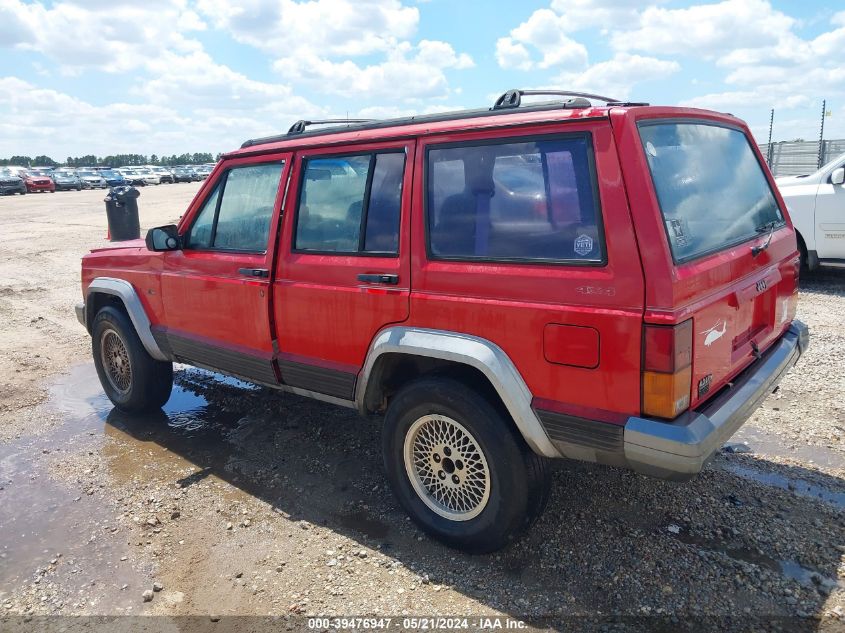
<box><xmin>287</xmin><ymin>118</ymin><xmax>377</xmax><ymax>136</ymax></box>
<box><xmin>492</xmin><ymin>89</ymin><xmax>622</xmax><ymax>110</ymax></box>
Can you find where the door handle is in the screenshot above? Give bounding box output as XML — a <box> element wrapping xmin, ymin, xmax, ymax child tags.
<box><xmin>238</xmin><ymin>268</ymin><xmax>269</xmax><ymax>278</ymax></box>
<box><xmin>357</xmin><ymin>273</ymin><xmax>399</xmax><ymax>285</ymax></box>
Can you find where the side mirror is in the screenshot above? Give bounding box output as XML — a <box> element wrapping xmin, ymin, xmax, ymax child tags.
<box><xmin>831</xmin><ymin>167</ymin><xmax>845</xmax><ymax>186</ymax></box>
<box><xmin>145</xmin><ymin>224</ymin><xmax>181</xmax><ymax>252</ymax></box>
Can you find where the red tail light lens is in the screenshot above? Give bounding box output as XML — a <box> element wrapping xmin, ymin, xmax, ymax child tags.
<box><xmin>642</xmin><ymin>320</ymin><xmax>693</xmax><ymax>419</ymax></box>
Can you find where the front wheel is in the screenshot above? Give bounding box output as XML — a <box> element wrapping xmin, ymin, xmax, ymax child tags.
<box><xmin>92</xmin><ymin>306</ymin><xmax>173</xmax><ymax>412</ymax></box>
<box><xmin>382</xmin><ymin>376</ymin><xmax>550</xmax><ymax>553</ymax></box>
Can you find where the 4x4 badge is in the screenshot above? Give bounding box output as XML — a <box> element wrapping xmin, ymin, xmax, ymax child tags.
<box><xmin>574</xmin><ymin>234</ymin><xmax>593</xmax><ymax>256</ymax></box>
<box><xmin>702</xmin><ymin>320</ymin><xmax>727</xmax><ymax>347</ymax></box>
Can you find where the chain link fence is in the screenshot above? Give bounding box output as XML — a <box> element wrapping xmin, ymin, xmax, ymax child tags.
<box><xmin>759</xmin><ymin>139</ymin><xmax>845</xmax><ymax>177</ymax></box>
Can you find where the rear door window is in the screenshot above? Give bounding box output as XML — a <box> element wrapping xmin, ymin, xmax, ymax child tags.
<box><xmin>426</xmin><ymin>136</ymin><xmax>603</xmax><ymax>263</ymax></box>
<box><xmin>294</xmin><ymin>152</ymin><xmax>405</xmax><ymax>255</ymax></box>
<box><xmin>639</xmin><ymin>122</ymin><xmax>784</xmax><ymax>263</ymax></box>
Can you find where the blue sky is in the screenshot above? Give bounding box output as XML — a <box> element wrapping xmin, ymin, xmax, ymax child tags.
<box><xmin>0</xmin><ymin>0</ymin><xmax>843</xmax><ymax>158</ymax></box>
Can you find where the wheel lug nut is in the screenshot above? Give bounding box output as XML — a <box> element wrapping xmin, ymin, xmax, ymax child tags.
<box><xmin>452</xmin><ymin>475</ymin><xmax>460</xmax><ymax>485</ymax></box>
<box><xmin>438</xmin><ymin>470</ymin><xmax>446</xmax><ymax>480</ymax></box>
<box><xmin>443</xmin><ymin>447</ymin><xmax>452</xmax><ymax>456</ymax></box>
<box><xmin>455</xmin><ymin>460</ymin><xmax>464</xmax><ymax>470</ymax></box>
<box><xmin>433</xmin><ymin>454</ymin><xmax>441</xmax><ymax>463</ymax></box>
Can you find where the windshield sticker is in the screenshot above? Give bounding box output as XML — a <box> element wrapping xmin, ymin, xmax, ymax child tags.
<box><xmin>574</xmin><ymin>234</ymin><xmax>594</xmax><ymax>257</ymax></box>
<box><xmin>666</xmin><ymin>218</ymin><xmax>689</xmax><ymax>247</ymax></box>
<box><xmin>645</xmin><ymin>141</ymin><xmax>658</xmax><ymax>157</ymax></box>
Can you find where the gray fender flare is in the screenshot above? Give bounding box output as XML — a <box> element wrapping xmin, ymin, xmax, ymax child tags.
<box><xmin>356</xmin><ymin>327</ymin><xmax>561</xmax><ymax>458</ymax></box>
<box><xmin>85</xmin><ymin>277</ymin><xmax>168</xmax><ymax>361</ymax></box>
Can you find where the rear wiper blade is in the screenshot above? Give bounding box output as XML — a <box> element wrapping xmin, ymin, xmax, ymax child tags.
<box><xmin>751</xmin><ymin>221</ymin><xmax>779</xmax><ymax>257</ymax></box>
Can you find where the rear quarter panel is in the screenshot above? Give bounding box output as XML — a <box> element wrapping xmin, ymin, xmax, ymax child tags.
<box><xmin>408</xmin><ymin>120</ymin><xmax>646</xmax><ymax>421</ymax></box>
<box><xmin>611</xmin><ymin>107</ymin><xmax>800</xmax><ymax>409</ymax></box>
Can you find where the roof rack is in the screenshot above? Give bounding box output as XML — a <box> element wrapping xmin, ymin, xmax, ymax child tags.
<box><xmin>238</xmin><ymin>89</ymin><xmax>648</xmax><ymax>149</ymax></box>
<box><xmin>492</xmin><ymin>89</ymin><xmax>623</xmax><ymax>110</ymax></box>
<box><xmin>287</xmin><ymin>119</ymin><xmax>376</xmax><ymax>136</ymax></box>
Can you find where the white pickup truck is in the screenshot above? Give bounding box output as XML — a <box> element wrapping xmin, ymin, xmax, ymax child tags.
<box><xmin>776</xmin><ymin>152</ymin><xmax>845</xmax><ymax>270</ymax></box>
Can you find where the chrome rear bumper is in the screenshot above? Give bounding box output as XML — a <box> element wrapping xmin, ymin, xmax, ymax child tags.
<box><xmin>624</xmin><ymin>320</ymin><xmax>809</xmax><ymax>481</ymax></box>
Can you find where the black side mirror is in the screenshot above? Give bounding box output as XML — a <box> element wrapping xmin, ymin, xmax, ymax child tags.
<box><xmin>145</xmin><ymin>224</ymin><xmax>181</xmax><ymax>251</ymax></box>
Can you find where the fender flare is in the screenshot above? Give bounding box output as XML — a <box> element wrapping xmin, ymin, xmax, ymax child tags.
<box><xmin>85</xmin><ymin>277</ymin><xmax>168</xmax><ymax>361</ymax></box>
<box><xmin>356</xmin><ymin>326</ymin><xmax>561</xmax><ymax>458</ymax></box>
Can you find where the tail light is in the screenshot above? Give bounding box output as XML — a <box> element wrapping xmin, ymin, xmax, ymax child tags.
<box><xmin>642</xmin><ymin>320</ymin><xmax>693</xmax><ymax>419</ymax></box>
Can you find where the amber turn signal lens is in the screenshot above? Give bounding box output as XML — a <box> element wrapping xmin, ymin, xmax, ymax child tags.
<box><xmin>642</xmin><ymin>367</ymin><xmax>692</xmax><ymax>419</ymax></box>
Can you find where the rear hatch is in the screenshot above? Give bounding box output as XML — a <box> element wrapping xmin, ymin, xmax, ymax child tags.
<box><xmin>616</xmin><ymin>111</ymin><xmax>799</xmax><ymax>415</ymax></box>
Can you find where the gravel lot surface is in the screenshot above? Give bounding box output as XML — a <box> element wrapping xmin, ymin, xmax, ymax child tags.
<box><xmin>0</xmin><ymin>186</ymin><xmax>842</xmax><ymax>632</ymax></box>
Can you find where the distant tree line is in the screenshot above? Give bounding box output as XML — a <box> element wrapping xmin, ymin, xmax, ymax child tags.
<box><xmin>0</xmin><ymin>153</ymin><xmax>221</xmax><ymax>168</ymax></box>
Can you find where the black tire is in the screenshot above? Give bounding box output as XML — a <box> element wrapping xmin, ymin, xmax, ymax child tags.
<box><xmin>91</xmin><ymin>306</ymin><xmax>173</xmax><ymax>412</ymax></box>
<box><xmin>382</xmin><ymin>376</ymin><xmax>550</xmax><ymax>553</ymax></box>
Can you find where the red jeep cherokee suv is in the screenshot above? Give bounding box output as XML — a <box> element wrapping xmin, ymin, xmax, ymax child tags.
<box><xmin>76</xmin><ymin>90</ymin><xmax>809</xmax><ymax>552</ymax></box>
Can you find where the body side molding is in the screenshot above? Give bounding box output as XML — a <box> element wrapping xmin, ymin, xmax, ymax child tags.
<box><xmin>356</xmin><ymin>327</ymin><xmax>561</xmax><ymax>458</ymax></box>
<box><xmin>84</xmin><ymin>277</ymin><xmax>169</xmax><ymax>361</ymax></box>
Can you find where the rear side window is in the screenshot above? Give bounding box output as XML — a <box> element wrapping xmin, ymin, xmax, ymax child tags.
<box><xmin>639</xmin><ymin>122</ymin><xmax>784</xmax><ymax>263</ymax></box>
<box><xmin>426</xmin><ymin>136</ymin><xmax>603</xmax><ymax>263</ymax></box>
<box><xmin>186</xmin><ymin>162</ymin><xmax>284</xmax><ymax>252</ymax></box>
<box><xmin>295</xmin><ymin>152</ymin><xmax>404</xmax><ymax>254</ymax></box>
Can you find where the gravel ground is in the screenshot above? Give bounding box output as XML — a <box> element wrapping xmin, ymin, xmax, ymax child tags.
<box><xmin>0</xmin><ymin>187</ymin><xmax>843</xmax><ymax>632</ymax></box>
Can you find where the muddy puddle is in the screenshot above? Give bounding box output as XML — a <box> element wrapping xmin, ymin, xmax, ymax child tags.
<box><xmin>718</xmin><ymin>461</ymin><xmax>845</xmax><ymax>510</ymax></box>
<box><xmin>665</xmin><ymin>523</ymin><xmax>843</xmax><ymax>594</ymax></box>
<box><xmin>731</xmin><ymin>425</ymin><xmax>844</xmax><ymax>470</ymax></box>
<box><xmin>0</xmin><ymin>363</ymin><xmax>263</xmax><ymax>611</ymax></box>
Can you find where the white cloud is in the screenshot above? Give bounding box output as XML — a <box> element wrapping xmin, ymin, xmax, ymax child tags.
<box><xmin>198</xmin><ymin>0</ymin><xmax>472</xmax><ymax>101</ymax></box>
<box><xmin>0</xmin><ymin>76</ymin><xmax>188</xmax><ymax>156</ymax></box>
<box><xmin>495</xmin><ymin>38</ymin><xmax>532</xmax><ymax>71</ymax></box>
<box><xmin>556</xmin><ymin>53</ymin><xmax>680</xmax><ymax>100</ymax></box>
<box><xmin>0</xmin><ymin>0</ymin><xmax>205</xmax><ymax>73</ymax></box>
<box><xmin>0</xmin><ymin>74</ymin><xmax>322</xmax><ymax>157</ymax></box>
<box><xmin>273</xmin><ymin>40</ymin><xmax>471</xmax><ymax>100</ymax></box>
<box><xmin>611</xmin><ymin>0</ymin><xmax>796</xmax><ymax>62</ymax></box>
<box><xmin>495</xmin><ymin>9</ymin><xmax>587</xmax><ymax>70</ymax></box>
<box><xmin>549</xmin><ymin>0</ymin><xmax>668</xmax><ymax>31</ymax></box>
<box><xmin>197</xmin><ymin>0</ymin><xmax>418</xmax><ymax>57</ymax></box>
<box><xmin>671</xmin><ymin>3</ymin><xmax>845</xmax><ymax>118</ymax></box>
<box><xmin>138</xmin><ymin>50</ymin><xmax>311</xmax><ymax>110</ymax></box>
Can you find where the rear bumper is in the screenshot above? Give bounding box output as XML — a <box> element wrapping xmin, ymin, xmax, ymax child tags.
<box><xmin>623</xmin><ymin>320</ymin><xmax>809</xmax><ymax>480</ymax></box>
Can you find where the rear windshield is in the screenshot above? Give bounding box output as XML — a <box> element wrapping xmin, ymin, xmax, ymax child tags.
<box><xmin>639</xmin><ymin>122</ymin><xmax>784</xmax><ymax>263</ymax></box>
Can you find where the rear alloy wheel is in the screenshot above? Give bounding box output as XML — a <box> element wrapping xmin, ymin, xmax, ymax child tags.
<box><xmin>383</xmin><ymin>376</ymin><xmax>550</xmax><ymax>553</ymax></box>
<box><xmin>404</xmin><ymin>414</ymin><xmax>491</xmax><ymax>521</ymax></box>
<box><xmin>92</xmin><ymin>306</ymin><xmax>173</xmax><ymax>412</ymax></box>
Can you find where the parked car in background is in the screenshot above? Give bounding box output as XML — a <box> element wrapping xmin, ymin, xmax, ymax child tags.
<box><xmin>53</xmin><ymin>170</ymin><xmax>83</xmax><ymax>191</ymax></box>
<box><xmin>99</xmin><ymin>169</ymin><xmax>127</xmax><ymax>187</ymax></box>
<box><xmin>118</xmin><ymin>168</ymin><xmax>157</xmax><ymax>186</ymax></box>
<box><xmin>135</xmin><ymin>167</ymin><xmax>161</xmax><ymax>185</ymax></box>
<box><xmin>4</xmin><ymin>166</ymin><xmax>28</xmax><ymax>178</ymax></box>
<box><xmin>776</xmin><ymin>152</ymin><xmax>845</xmax><ymax>270</ymax></box>
<box><xmin>21</xmin><ymin>171</ymin><xmax>56</xmax><ymax>193</ymax></box>
<box><xmin>147</xmin><ymin>166</ymin><xmax>174</xmax><ymax>184</ymax></box>
<box><xmin>76</xmin><ymin>93</ymin><xmax>808</xmax><ymax>553</ymax></box>
<box><xmin>76</xmin><ymin>170</ymin><xmax>108</xmax><ymax>189</ymax></box>
<box><xmin>170</xmin><ymin>166</ymin><xmax>196</xmax><ymax>182</ymax></box>
<box><xmin>193</xmin><ymin>164</ymin><xmax>213</xmax><ymax>179</ymax></box>
<box><xmin>0</xmin><ymin>168</ymin><xmax>27</xmax><ymax>195</ymax></box>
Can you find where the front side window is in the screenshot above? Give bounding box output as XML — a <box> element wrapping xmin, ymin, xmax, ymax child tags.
<box><xmin>185</xmin><ymin>162</ymin><xmax>284</xmax><ymax>252</ymax></box>
<box><xmin>639</xmin><ymin>122</ymin><xmax>784</xmax><ymax>263</ymax></box>
<box><xmin>426</xmin><ymin>136</ymin><xmax>603</xmax><ymax>263</ymax></box>
<box><xmin>295</xmin><ymin>152</ymin><xmax>405</xmax><ymax>254</ymax></box>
